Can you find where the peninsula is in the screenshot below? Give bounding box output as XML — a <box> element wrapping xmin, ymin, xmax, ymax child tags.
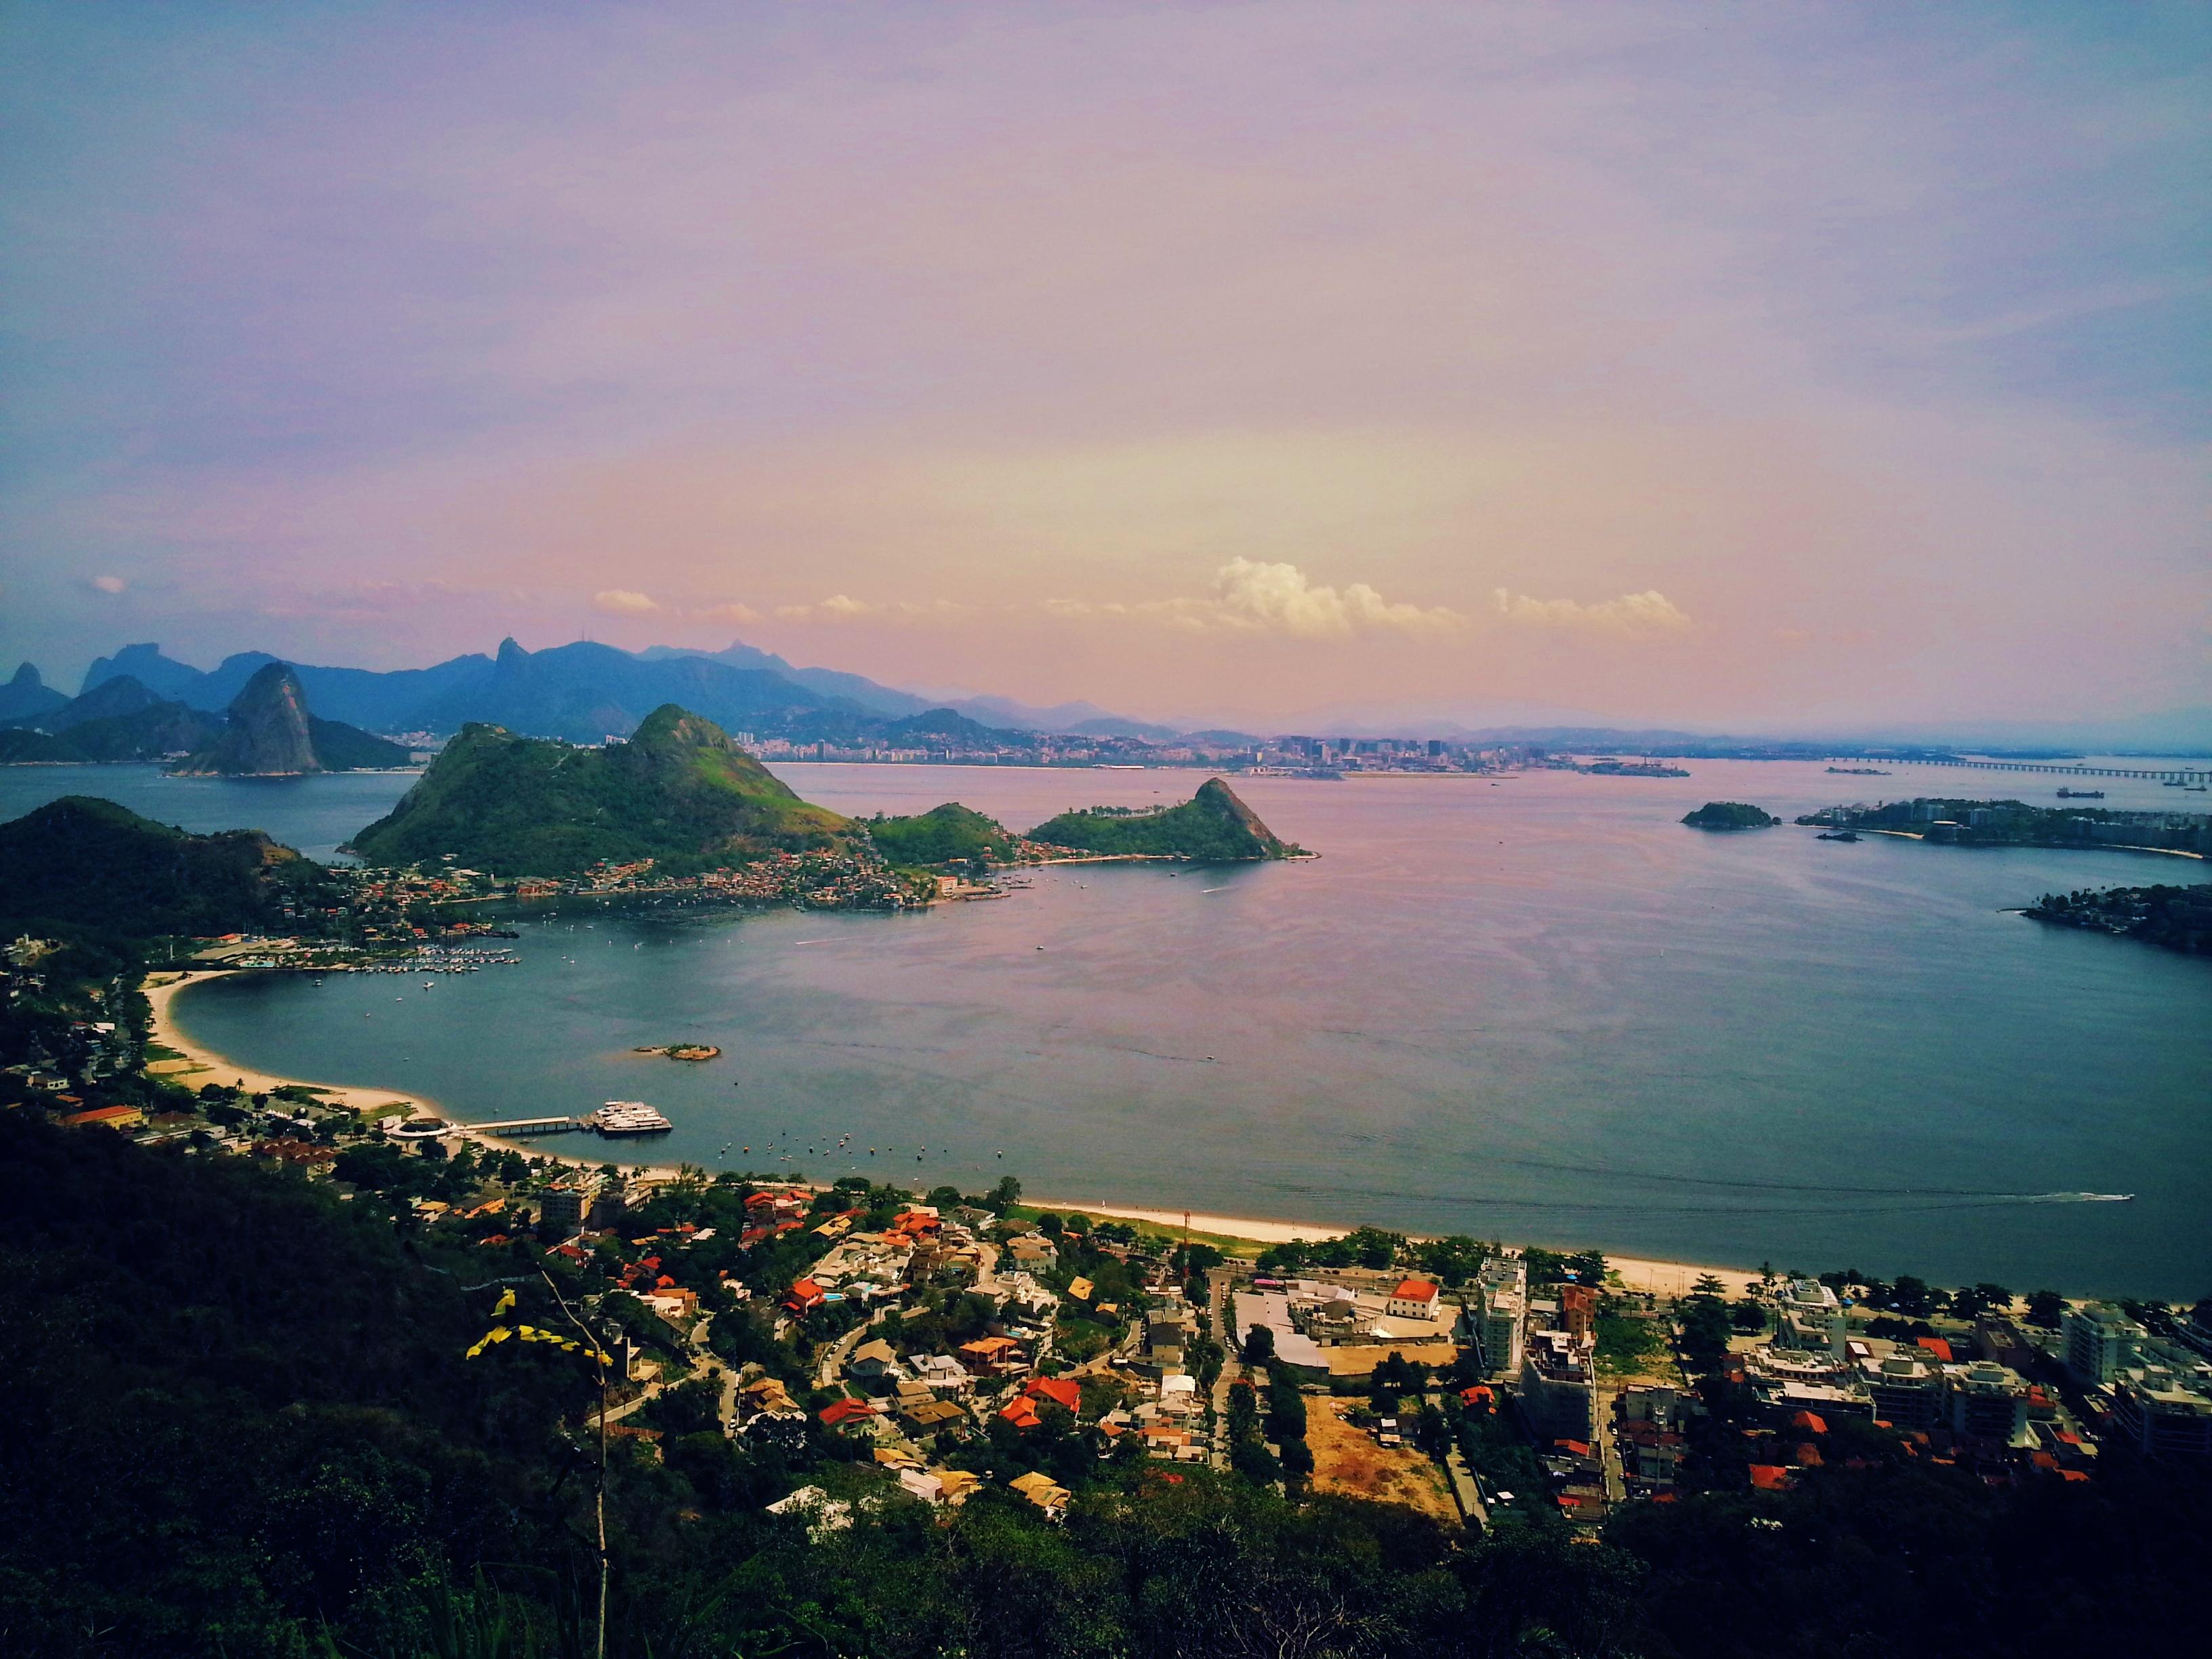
<box><xmin>1799</xmin><ymin>798</ymin><xmax>2211</xmax><ymax>857</ymax></box>
<box><xmin>1026</xmin><ymin>777</ymin><xmax>1301</xmax><ymax>859</ymax></box>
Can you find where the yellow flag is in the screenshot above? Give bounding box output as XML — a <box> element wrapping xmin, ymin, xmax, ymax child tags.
<box><xmin>517</xmin><ymin>1324</ymin><xmax>538</xmax><ymax>1339</ymax></box>
<box><xmin>489</xmin><ymin>1326</ymin><xmax>514</xmax><ymax>1344</ymax></box>
<box><xmin>493</xmin><ymin>1287</ymin><xmax>516</xmax><ymax>1315</ymax></box>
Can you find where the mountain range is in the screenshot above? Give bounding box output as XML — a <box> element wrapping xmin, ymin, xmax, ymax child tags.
<box><xmin>47</xmin><ymin>638</ymin><xmax>1176</xmax><ymax>745</ymax></box>
<box><xmin>0</xmin><ymin>663</ymin><xmax>406</xmax><ymax>771</ymax></box>
<box><xmin>11</xmin><ymin>639</ymin><xmax>2207</xmax><ymax>755</ymax></box>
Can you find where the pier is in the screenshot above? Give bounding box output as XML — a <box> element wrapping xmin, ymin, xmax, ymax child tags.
<box><xmin>463</xmin><ymin>1115</ymin><xmax>580</xmax><ymax>1136</ymax></box>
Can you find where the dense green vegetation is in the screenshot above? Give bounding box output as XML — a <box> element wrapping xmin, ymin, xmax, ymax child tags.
<box><xmin>0</xmin><ymin>698</ymin><xmax>224</xmax><ymax>764</ymax></box>
<box><xmin>866</xmin><ymin>801</ymin><xmax>1015</xmax><ymax>867</ymax></box>
<box><xmin>1027</xmin><ymin>777</ymin><xmax>1297</xmax><ymax>859</ymax></box>
<box><xmin>2028</xmin><ymin>882</ymin><xmax>2212</xmax><ymax>955</ymax></box>
<box><xmin>347</xmin><ymin>704</ymin><xmax>854</xmax><ymax>876</ymax></box>
<box><xmin>1681</xmin><ymin>802</ymin><xmax>1780</xmax><ymax>830</ymax></box>
<box><xmin>0</xmin><ymin>796</ymin><xmax>337</xmax><ymax>940</ymax></box>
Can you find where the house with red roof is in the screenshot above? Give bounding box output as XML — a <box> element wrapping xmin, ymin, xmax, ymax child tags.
<box><xmin>819</xmin><ymin>1398</ymin><xmax>880</xmax><ymax>1431</ymax></box>
<box><xmin>1023</xmin><ymin>1374</ymin><xmax>1082</xmax><ymax>1415</ymax></box>
<box><xmin>784</xmin><ymin>1277</ymin><xmax>827</xmax><ymax>1315</ymax></box>
<box><xmin>1386</xmin><ymin>1278</ymin><xmax>1442</xmax><ymax>1319</ymax></box>
<box><xmin>1748</xmin><ymin>1465</ymin><xmax>1793</xmax><ymax>1492</ymax></box>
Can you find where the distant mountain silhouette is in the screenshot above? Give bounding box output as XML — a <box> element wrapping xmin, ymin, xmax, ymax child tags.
<box><xmin>0</xmin><ymin>663</ymin><xmax>68</xmax><ymax>726</ymax></box>
<box><xmin>170</xmin><ymin>663</ymin><xmax>410</xmax><ymax>775</ymax></box>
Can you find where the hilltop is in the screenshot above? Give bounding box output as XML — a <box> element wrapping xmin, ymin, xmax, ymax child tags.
<box><xmin>1682</xmin><ymin>801</ymin><xmax>1780</xmax><ymax>830</ymax></box>
<box><xmin>171</xmin><ymin>662</ymin><xmax>410</xmax><ymax>776</ymax></box>
<box><xmin>345</xmin><ymin>703</ymin><xmax>854</xmax><ymax>877</ymax></box>
<box><xmin>867</xmin><ymin>802</ymin><xmax>1018</xmax><ymax>867</ymax></box>
<box><xmin>1027</xmin><ymin>777</ymin><xmax>1300</xmax><ymax>860</ymax></box>
<box><xmin>0</xmin><ymin>796</ymin><xmax>334</xmax><ymax>939</ymax></box>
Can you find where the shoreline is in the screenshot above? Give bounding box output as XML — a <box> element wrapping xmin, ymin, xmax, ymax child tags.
<box><xmin>140</xmin><ymin>978</ymin><xmax>1763</xmax><ymax>1295</ymax></box>
<box><xmin>145</xmin><ymin>971</ymin><xmax>439</xmax><ymax>1123</ymax></box>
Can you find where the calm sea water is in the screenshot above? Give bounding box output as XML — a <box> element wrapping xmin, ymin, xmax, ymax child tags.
<box><xmin>8</xmin><ymin>758</ymin><xmax>2209</xmax><ymax>1298</ymax></box>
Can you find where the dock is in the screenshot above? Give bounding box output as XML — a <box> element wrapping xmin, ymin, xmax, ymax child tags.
<box><xmin>463</xmin><ymin>1116</ymin><xmax>580</xmax><ymax>1136</ymax></box>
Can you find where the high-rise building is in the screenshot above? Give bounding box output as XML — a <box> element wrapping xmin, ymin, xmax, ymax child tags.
<box><xmin>2063</xmin><ymin>1303</ymin><xmax>2146</xmax><ymax>1385</ymax></box>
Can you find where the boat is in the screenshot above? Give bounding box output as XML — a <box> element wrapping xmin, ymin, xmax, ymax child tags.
<box><xmin>587</xmin><ymin>1100</ymin><xmax>673</xmax><ymax>1136</ymax></box>
<box><xmin>1816</xmin><ymin>830</ymin><xmax>1861</xmax><ymax>842</ymax></box>
<box><xmin>2055</xmin><ymin>788</ymin><xmax>2104</xmax><ymax>799</ymax></box>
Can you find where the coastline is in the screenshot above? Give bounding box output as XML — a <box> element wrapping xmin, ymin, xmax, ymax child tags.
<box><xmin>140</xmin><ymin>979</ymin><xmax>1765</xmax><ymax>1294</ymax></box>
<box><xmin>144</xmin><ymin>971</ymin><xmax>437</xmax><ymax>1122</ymax></box>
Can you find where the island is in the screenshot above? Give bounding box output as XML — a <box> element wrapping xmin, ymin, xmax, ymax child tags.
<box><xmin>169</xmin><ymin>662</ymin><xmax>411</xmax><ymax>776</ymax></box>
<box><xmin>1026</xmin><ymin>776</ymin><xmax>1303</xmax><ymax>859</ymax></box>
<box><xmin>1681</xmin><ymin>801</ymin><xmax>1780</xmax><ymax>830</ymax></box>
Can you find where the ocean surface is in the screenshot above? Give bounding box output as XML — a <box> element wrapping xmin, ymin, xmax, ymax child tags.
<box><xmin>7</xmin><ymin>758</ymin><xmax>2209</xmax><ymax>1299</ymax></box>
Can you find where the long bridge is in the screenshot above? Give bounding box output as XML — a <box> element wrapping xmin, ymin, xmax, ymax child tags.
<box><xmin>1840</xmin><ymin>757</ymin><xmax>2210</xmax><ymax>785</ymax></box>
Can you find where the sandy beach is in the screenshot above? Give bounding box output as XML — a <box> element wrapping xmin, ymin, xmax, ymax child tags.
<box><xmin>144</xmin><ymin>971</ymin><xmax>438</xmax><ymax>1123</ymax></box>
<box><xmin>148</xmin><ymin>972</ymin><xmax>1760</xmax><ymax>1294</ymax></box>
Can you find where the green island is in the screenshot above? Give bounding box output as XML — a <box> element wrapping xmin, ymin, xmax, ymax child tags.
<box><xmin>1681</xmin><ymin>800</ymin><xmax>1780</xmax><ymax>830</ymax></box>
<box><xmin>2026</xmin><ymin>883</ymin><xmax>2212</xmax><ymax>955</ymax></box>
<box><xmin>1026</xmin><ymin>776</ymin><xmax>1301</xmax><ymax>859</ymax></box>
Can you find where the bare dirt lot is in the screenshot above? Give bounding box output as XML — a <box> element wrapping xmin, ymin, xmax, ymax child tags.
<box><xmin>1303</xmin><ymin>1397</ymin><xmax>1458</xmax><ymax>1524</ymax></box>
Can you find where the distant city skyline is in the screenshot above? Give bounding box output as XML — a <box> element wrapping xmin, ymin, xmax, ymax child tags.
<box><xmin>3</xmin><ymin>3</ymin><xmax>2207</xmax><ymax>732</ymax></box>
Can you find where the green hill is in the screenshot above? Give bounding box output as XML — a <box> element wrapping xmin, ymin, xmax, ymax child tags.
<box><xmin>0</xmin><ymin>796</ymin><xmax>333</xmax><ymax>939</ymax></box>
<box><xmin>1027</xmin><ymin>777</ymin><xmax>1298</xmax><ymax>860</ymax></box>
<box><xmin>867</xmin><ymin>802</ymin><xmax>1016</xmax><ymax>867</ymax></box>
<box><xmin>345</xmin><ymin>704</ymin><xmax>853</xmax><ymax>877</ymax></box>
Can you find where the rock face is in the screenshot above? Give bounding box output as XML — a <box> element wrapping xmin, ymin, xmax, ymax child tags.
<box><xmin>180</xmin><ymin>663</ymin><xmax>325</xmax><ymax>775</ymax></box>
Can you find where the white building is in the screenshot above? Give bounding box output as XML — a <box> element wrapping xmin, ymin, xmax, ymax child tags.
<box><xmin>2063</xmin><ymin>1303</ymin><xmax>2146</xmax><ymax>1385</ymax></box>
<box><xmin>1474</xmin><ymin>1256</ymin><xmax>1527</xmax><ymax>1379</ymax></box>
<box><xmin>1775</xmin><ymin>1278</ymin><xmax>1847</xmax><ymax>1360</ymax></box>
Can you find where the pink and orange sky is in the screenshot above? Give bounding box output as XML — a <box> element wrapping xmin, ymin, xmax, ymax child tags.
<box><xmin>2</xmin><ymin>3</ymin><xmax>2207</xmax><ymax>732</ymax></box>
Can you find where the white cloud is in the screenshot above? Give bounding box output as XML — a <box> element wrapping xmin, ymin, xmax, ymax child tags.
<box><xmin>90</xmin><ymin>573</ymin><xmax>127</xmax><ymax>594</ymax></box>
<box><xmin>1493</xmin><ymin>588</ymin><xmax>1690</xmax><ymax>634</ymax></box>
<box><xmin>592</xmin><ymin>588</ymin><xmax>658</xmax><ymax>615</ymax></box>
<box><xmin>1057</xmin><ymin>559</ymin><xmax>1462</xmax><ymax>638</ymax></box>
<box><xmin>695</xmin><ymin>600</ymin><xmax>760</xmax><ymax>624</ymax></box>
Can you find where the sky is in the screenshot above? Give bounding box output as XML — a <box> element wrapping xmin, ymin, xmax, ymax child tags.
<box><xmin>2</xmin><ymin>2</ymin><xmax>2207</xmax><ymax>733</ymax></box>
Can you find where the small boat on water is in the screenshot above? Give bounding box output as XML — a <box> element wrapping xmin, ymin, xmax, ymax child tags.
<box><xmin>587</xmin><ymin>1100</ymin><xmax>673</xmax><ymax>1136</ymax></box>
<box><xmin>1817</xmin><ymin>830</ymin><xmax>1861</xmax><ymax>842</ymax></box>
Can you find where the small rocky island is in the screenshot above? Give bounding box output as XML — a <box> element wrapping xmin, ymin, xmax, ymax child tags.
<box><xmin>635</xmin><ymin>1043</ymin><xmax>722</xmax><ymax>1062</ymax></box>
<box><xmin>1682</xmin><ymin>801</ymin><xmax>1780</xmax><ymax>830</ymax></box>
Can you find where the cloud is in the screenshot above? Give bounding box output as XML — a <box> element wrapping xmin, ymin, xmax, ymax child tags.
<box><xmin>778</xmin><ymin>595</ymin><xmax>972</xmax><ymax>624</ymax></box>
<box><xmin>90</xmin><ymin>574</ymin><xmax>127</xmax><ymax>594</ymax></box>
<box><xmin>1057</xmin><ymin>559</ymin><xmax>1462</xmax><ymax>638</ymax></box>
<box><xmin>1493</xmin><ymin>588</ymin><xmax>1691</xmax><ymax>634</ymax></box>
<box><xmin>695</xmin><ymin>601</ymin><xmax>760</xmax><ymax>624</ymax></box>
<box><xmin>592</xmin><ymin>588</ymin><xmax>659</xmax><ymax>615</ymax></box>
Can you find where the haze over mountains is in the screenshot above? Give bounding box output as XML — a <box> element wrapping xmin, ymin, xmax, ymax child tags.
<box><xmin>5</xmin><ymin>637</ymin><xmax>2205</xmax><ymax>756</ymax></box>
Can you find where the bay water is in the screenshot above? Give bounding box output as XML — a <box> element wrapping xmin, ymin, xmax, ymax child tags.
<box><xmin>6</xmin><ymin>758</ymin><xmax>2207</xmax><ymax>1298</ymax></box>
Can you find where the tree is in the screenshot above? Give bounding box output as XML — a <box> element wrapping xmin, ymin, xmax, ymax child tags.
<box><xmin>1241</xmin><ymin>1323</ymin><xmax>1275</xmax><ymax>1366</ymax></box>
<box><xmin>1891</xmin><ymin>1275</ymin><xmax>1934</xmax><ymax>1317</ymax></box>
<box><xmin>1729</xmin><ymin>1298</ymin><xmax>1767</xmax><ymax>1333</ymax></box>
<box><xmin>1036</xmin><ymin>1211</ymin><xmax>1064</xmax><ymax>1239</ymax></box>
<box><xmin>2024</xmin><ymin>1289</ymin><xmax>2065</xmax><ymax>1329</ymax></box>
